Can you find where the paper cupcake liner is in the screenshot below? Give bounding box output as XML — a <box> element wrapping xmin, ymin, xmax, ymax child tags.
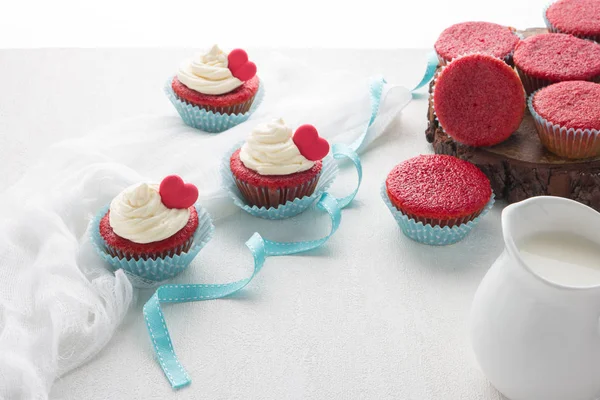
<box><xmin>232</xmin><ymin>173</ymin><xmax>320</xmax><ymax>209</ymax></box>
<box><xmin>90</xmin><ymin>203</ymin><xmax>215</xmax><ymax>288</ymax></box>
<box><xmin>221</xmin><ymin>143</ymin><xmax>338</xmax><ymax>220</ymax></box>
<box><xmin>543</xmin><ymin>3</ymin><xmax>600</xmax><ymax>43</ymax></box>
<box><xmin>528</xmin><ymin>92</ymin><xmax>600</xmax><ymax>159</ymax></box>
<box><xmin>381</xmin><ymin>183</ymin><xmax>495</xmax><ymax>246</ymax></box>
<box><xmin>515</xmin><ymin>66</ymin><xmax>557</xmax><ymax>95</ymax></box>
<box><xmin>164</xmin><ymin>78</ymin><xmax>264</xmax><ymax>133</ymax></box>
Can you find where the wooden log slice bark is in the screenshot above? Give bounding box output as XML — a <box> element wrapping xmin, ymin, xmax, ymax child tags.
<box><xmin>425</xmin><ymin>27</ymin><xmax>600</xmax><ymax>211</ymax></box>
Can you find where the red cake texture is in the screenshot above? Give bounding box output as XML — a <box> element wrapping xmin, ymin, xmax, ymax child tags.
<box><xmin>530</xmin><ymin>81</ymin><xmax>600</xmax><ymax>159</ymax></box>
<box><xmin>533</xmin><ymin>81</ymin><xmax>600</xmax><ymax>130</ymax></box>
<box><xmin>230</xmin><ymin>149</ymin><xmax>322</xmax><ymax>208</ymax></box>
<box><xmin>434</xmin><ymin>21</ymin><xmax>520</xmax><ymax>64</ymax></box>
<box><xmin>386</xmin><ymin>155</ymin><xmax>492</xmax><ymax>227</ymax></box>
<box><xmin>100</xmin><ymin>207</ymin><xmax>198</xmax><ymax>260</ymax></box>
<box><xmin>172</xmin><ymin>75</ymin><xmax>259</xmax><ymax>114</ymax></box>
<box><xmin>546</xmin><ymin>0</ymin><xmax>600</xmax><ymax>40</ymax></box>
<box><xmin>513</xmin><ymin>33</ymin><xmax>600</xmax><ymax>93</ymax></box>
<box><xmin>433</xmin><ymin>54</ymin><xmax>525</xmax><ymax>147</ymax></box>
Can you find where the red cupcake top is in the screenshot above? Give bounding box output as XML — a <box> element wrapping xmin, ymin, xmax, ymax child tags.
<box><xmin>546</xmin><ymin>0</ymin><xmax>600</xmax><ymax>36</ymax></box>
<box><xmin>433</xmin><ymin>54</ymin><xmax>525</xmax><ymax>147</ymax></box>
<box><xmin>434</xmin><ymin>21</ymin><xmax>520</xmax><ymax>62</ymax></box>
<box><xmin>386</xmin><ymin>155</ymin><xmax>492</xmax><ymax>220</ymax></box>
<box><xmin>532</xmin><ymin>81</ymin><xmax>600</xmax><ymax>130</ymax></box>
<box><xmin>513</xmin><ymin>33</ymin><xmax>600</xmax><ymax>81</ymax></box>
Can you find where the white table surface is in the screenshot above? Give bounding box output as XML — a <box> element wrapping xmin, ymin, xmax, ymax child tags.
<box><xmin>1</xmin><ymin>48</ymin><xmax>507</xmax><ymax>400</ymax></box>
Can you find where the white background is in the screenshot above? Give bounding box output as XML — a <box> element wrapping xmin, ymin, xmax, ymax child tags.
<box><xmin>1</xmin><ymin>0</ymin><xmax>548</xmax><ymax>48</ymax></box>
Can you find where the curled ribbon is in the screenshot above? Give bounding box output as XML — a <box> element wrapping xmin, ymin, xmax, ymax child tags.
<box><xmin>144</xmin><ymin>115</ymin><xmax>364</xmax><ymax>390</ymax></box>
<box><xmin>143</xmin><ymin>60</ymin><xmax>436</xmax><ymax>388</ymax></box>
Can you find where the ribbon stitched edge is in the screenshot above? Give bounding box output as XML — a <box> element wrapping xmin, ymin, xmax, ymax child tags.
<box><xmin>143</xmin><ymin>76</ymin><xmax>383</xmax><ymax>389</ymax></box>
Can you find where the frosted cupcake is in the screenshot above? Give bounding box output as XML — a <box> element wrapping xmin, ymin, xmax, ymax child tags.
<box><xmin>165</xmin><ymin>45</ymin><xmax>262</xmax><ymax>133</ymax></box>
<box><xmin>100</xmin><ymin>176</ymin><xmax>200</xmax><ymax>260</ymax></box>
<box><xmin>172</xmin><ymin>45</ymin><xmax>259</xmax><ymax>115</ymax></box>
<box><xmin>92</xmin><ymin>175</ymin><xmax>214</xmax><ymax>284</ymax></box>
<box><xmin>230</xmin><ymin>118</ymin><xmax>330</xmax><ymax>208</ymax></box>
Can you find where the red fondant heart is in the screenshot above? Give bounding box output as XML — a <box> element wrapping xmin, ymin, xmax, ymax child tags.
<box><xmin>293</xmin><ymin>124</ymin><xmax>330</xmax><ymax>161</ymax></box>
<box><xmin>159</xmin><ymin>175</ymin><xmax>198</xmax><ymax>209</ymax></box>
<box><xmin>227</xmin><ymin>48</ymin><xmax>257</xmax><ymax>82</ymax></box>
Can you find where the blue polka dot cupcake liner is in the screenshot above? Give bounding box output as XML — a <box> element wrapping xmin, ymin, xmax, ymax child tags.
<box><xmin>90</xmin><ymin>203</ymin><xmax>215</xmax><ymax>288</ymax></box>
<box><xmin>164</xmin><ymin>77</ymin><xmax>264</xmax><ymax>133</ymax></box>
<box><xmin>221</xmin><ymin>143</ymin><xmax>338</xmax><ymax>220</ymax></box>
<box><xmin>380</xmin><ymin>182</ymin><xmax>495</xmax><ymax>246</ymax></box>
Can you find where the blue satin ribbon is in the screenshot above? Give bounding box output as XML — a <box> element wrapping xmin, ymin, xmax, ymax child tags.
<box><xmin>143</xmin><ymin>57</ymin><xmax>439</xmax><ymax>389</ymax></box>
<box><xmin>412</xmin><ymin>51</ymin><xmax>438</xmax><ymax>92</ymax></box>
<box><xmin>144</xmin><ymin>94</ymin><xmax>369</xmax><ymax>390</ymax></box>
<box><xmin>143</xmin><ymin>192</ymin><xmax>342</xmax><ymax>389</ymax></box>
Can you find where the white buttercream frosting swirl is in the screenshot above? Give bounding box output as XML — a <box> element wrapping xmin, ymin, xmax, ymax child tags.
<box><xmin>176</xmin><ymin>45</ymin><xmax>243</xmax><ymax>95</ymax></box>
<box><xmin>240</xmin><ymin>118</ymin><xmax>315</xmax><ymax>176</ymax></box>
<box><xmin>109</xmin><ymin>183</ymin><xmax>190</xmax><ymax>244</ymax></box>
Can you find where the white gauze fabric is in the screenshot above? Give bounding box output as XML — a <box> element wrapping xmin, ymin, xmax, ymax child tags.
<box><xmin>0</xmin><ymin>52</ymin><xmax>411</xmax><ymax>399</ymax></box>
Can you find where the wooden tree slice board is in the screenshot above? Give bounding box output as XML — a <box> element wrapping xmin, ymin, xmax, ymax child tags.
<box><xmin>425</xmin><ymin>27</ymin><xmax>600</xmax><ymax>211</ymax></box>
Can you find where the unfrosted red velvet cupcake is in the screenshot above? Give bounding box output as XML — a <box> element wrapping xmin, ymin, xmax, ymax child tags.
<box><xmin>513</xmin><ymin>33</ymin><xmax>600</xmax><ymax>94</ymax></box>
<box><xmin>434</xmin><ymin>21</ymin><xmax>520</xmax><ymax>65</ymax></box>
<box><xmin>230</xmin><ymin>118</ymin><xmax>330</xmax><ymax>208</ymax></box>
<box><xmin>545</xmin><ymin>0</ymin><xmax>600</xmax><ymax>42</ymax></box>
<box><xmin>530</xmin><ymin>81</ymin><xmax>600</xmax><ymax>159</ymax></box>
<box><xmin>172</xmin><ymin>45</ymin><xmax>259</xmax><ymax>114</ymax></box>
<box><xmin>385</xmin><ymin>155</ymin><xmax>492</xmax><ymax>228</ymax></box>
<box><xmin>433</xmin><ymin>54</ymin><xmax>525</xmax><ymax>147</ymax></box>
<box><xmin>100</xmin><ymin>176</ymin><xmax>200</xmax><ymax>260</ymax></box>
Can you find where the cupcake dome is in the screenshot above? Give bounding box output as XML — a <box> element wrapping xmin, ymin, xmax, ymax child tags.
<box><xmin>385</xmin><ymin>155</ymin><xmax>492</xmax><ymax>227</ymax></box>
<box><xmin>230</xmin><ymin>119</ymin><xmax>329</xmax><ymax>209</ymax></box>
<box><xmin>545</xmin><ymin>0</ymin><xmax>600</xmax><ymax>41</ymax></box>
<box><xmin>533</xmin><ymin>81</ymin><xmax>600</xmax><ymax>130</ymax></box>
<box><xmin>530</xmin><ymin>81</ymin><xmax>600</xmax><ymax>159</ymax></box>
<box><xmin>433</xmin><ymin>54</ymin><xmax>525</xmax><ymax>147</ymax></box>
<box><xmin>513</xmin><ymin>33</ymin><xmax>600</xmax><ymax>93</ymax></box>
<box><xmin>434</xmin><ymin>21</ymin><xmax>520</xmax><ymax>65</ymax></box>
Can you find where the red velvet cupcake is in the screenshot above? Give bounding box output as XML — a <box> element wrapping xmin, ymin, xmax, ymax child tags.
<box><xmin>385</xmin><ymin>155</ymin><xmax>492</xmax><ymax>228</ymax></box>
<box><xmin>99</xmin><ymin>176</ymin><xmax>200</xmax><ymax>260</ymax></box>
<box><xmin>172</xmin><ymin>45</ymin><xmax>259</xmax><ymax>115</ymax></box>
<box><xmin>545</xmin><ymin>0</ymin><xmax>600</xmax><ymax>42</ymax></box>
<box><xmin>433</xmin><ymin>54</ymin><xmax>525</xmax><ymax>147</ymax></box>
<box><xmin>530</xmin><ymin>81</ymin><xmax>600</xmax><ymax>159</ymax></box>
<box><xmin>513</xmin><ymin>33</ymin><xmax>600</xmax><ymax>94</ymax></box>
<box><xmin>230</xmin><ymin>119</ymin><xmax>330</xmax><ymax>208</ymax></box>
<box><xmin>434</xmin><ymin>21</ymin><xmax>520</xmax><ymax>65</ymax></box>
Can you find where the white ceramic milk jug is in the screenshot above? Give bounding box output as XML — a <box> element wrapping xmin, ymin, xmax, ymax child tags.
<box><xmin>470</xmin><ymin>196</ymin><xmax>600</xmax><ymax>400</ymax></box>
